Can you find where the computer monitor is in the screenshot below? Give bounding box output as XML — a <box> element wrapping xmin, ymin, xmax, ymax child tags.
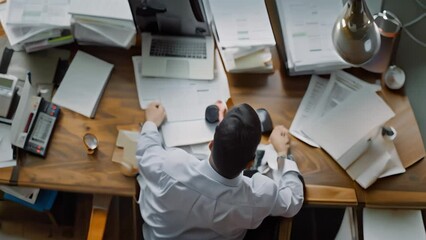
<box><xmin>128</xmin><ymin>0</ymin><xmax>210</xmax><ymax>36</ymax></box>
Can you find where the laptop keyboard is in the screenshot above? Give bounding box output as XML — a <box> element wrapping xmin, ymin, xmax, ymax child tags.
<box><xmin>150</xmin><ymin>38</ymin><xmax>207</xmax><ymax>59</ymax></box>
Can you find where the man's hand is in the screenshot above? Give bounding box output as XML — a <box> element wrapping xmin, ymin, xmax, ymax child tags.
<box><xmin>269</xmin><ymin>125</ymin><xmax>290</xmax><ymax>156</ymax></box>
<box><xmin>145</xmin><ymin>101</ymin><xmax>166</xmax><ymax>127</ymax></box>
<box><xmin>216</xmin><ymin>100</ymin><xmax>227</xmax><ymax>123</ymax></box>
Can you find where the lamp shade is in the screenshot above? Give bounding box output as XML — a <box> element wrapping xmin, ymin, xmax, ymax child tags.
<box><xmin>332</xmin><ymin>0</ymin><xmax>381</xmax><ymax>66</ymax></box>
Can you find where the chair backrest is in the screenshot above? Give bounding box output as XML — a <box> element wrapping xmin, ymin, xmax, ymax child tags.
<box><xmin>4</xmin><ymin>189</ymin><xmax>58</xmax><ymax>212</ymax></box>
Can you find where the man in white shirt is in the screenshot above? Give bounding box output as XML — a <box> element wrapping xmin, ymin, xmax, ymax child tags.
<box><xmin>136</xmin><ymin>101</ymin><xmax>304</xmax><ymax>240</ymax></box>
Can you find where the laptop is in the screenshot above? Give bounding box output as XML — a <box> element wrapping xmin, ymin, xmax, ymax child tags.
<box><xmin>128</xmin><ymin>0</ymin><xmax>215</xmax><ymax>80</ymax></box>
<box><xmin>141</xmin><ymin>32</ymin><xmax>214</xmax><ymax>80</ymax></box>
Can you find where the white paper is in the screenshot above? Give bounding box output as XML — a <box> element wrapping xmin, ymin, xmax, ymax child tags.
<box><xmin>0</xmin><ymin>123</ymin><xmax>13</xmax><ymax>162</ymax></box>
<box><xmin>115</xmin><ymin>130</ymin><xmax>139</xmax><ymax>168</ymax></box>
<box><xmin>1</xmin><ymin>14</ymin><xmax>61</xmax><ymax>47</ymax></box>
<box><xmin>132</xmin><ymin>51</ymin><xmax>230</xmax><ymax>147</ymax></box>
<box><xmin>257</xmin><ymin>144</ymin><xmax>278</xmax><ymax>170</ymax></box>
<box><xmin>363</xmin><ymin>208</ymin><xmax>426</xmax><ymax>240</ymax></box>
<box><xmin>161</xmin><ymin>120</ymin><xmax>217</xmax><ymax>147</ymax></box>
<box><xmin>304</xmin><ymin>88</ymin><xmax>395</xmax><ymax>169</ymax></box>
<box><xmin>307</xmin><ymin>71</ymin><xmax>378</xmax><ymax>124</ymax></box>
<box><xmin>293</xmin><ymin>71</ymin><xmax>377</xmax><ymax>147</ymax></box>
<box><xmin>275</xmin><ymin>0</ymin><xmax>350</xmax><ymax>75</ymax></box>
<box><xmin>69</xmin><ymin>0</ymin><xmax>133</xmax><ymax>21</ymax></box>
<box><xmin>52</xmin><ymin>51</ymin><xmax>114</xmax><ymax>118</ymax></box>
<box><xmin>346</xmin><ymin>133</ymin><xmax>392</xmax><ymax>189</ymax></box>
<box><xmin>207</xmin><ymin>0</ymin><xmax>275</xmax><ymax>48</ymax></box>
<box><xmin>335</xmin><ymin>208</ymin><xmax>357</xmax><ymax>240</ymax></box>
<box><xmin>6</xmin><ymin>0</ymin><xmax>70</xmax><ymax>27</ymax></box>
<box><xmin>73</xmin><ymin>16</ymin><xmax>136</xmax><ymax>48</ymax></box>
<box><xmin>0</xmin><ymin>186</ymin><xmax>40</xmax><ymax>204</ymax></box>
<box><xmin>289</xmin><ymin>75</ymin><xmax>328</xmax><ymax>147</ymax></box>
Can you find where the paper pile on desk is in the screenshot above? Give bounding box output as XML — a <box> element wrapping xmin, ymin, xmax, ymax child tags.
<box><xmin>290</xmin><ymin>71</ymin><xmax>404</xmax><ymax>189</ymax></box>
<box><xmin>274</xmin><ymin>0</ymin><xmax>350</xmax><ymax>75</ymax></box>
<box><xmin>0</xmin><ymin>0</ymin><xmax>73</xmax><ymax>52</ymax></box>
<box><xmin>69</xmin><ymin>0</ymin><xmax>136</xmax><ymax>48</ymax></box>
<box><xmin>204</xmin><ymin>0</ymin><xmax>275</xmax><ymax>73</ymax></box>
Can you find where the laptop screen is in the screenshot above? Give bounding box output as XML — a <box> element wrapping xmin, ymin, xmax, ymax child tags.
<box><xmin>128</xmin><ymin>0</ymin><xmax>210</xmax><ymax>36</ymax></box>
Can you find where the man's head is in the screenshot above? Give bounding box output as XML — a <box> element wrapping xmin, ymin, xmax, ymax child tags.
<box><xmin>210</xmin><ymin>103</ymin><xmax>261</xmax><ymax>179</ymax></box>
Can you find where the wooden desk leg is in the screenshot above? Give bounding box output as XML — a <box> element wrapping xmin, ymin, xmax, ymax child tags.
<box><xmin>278</xmin><ymin>218</ymin><xmax>292</xmax><ymax>240</ymax></box>
<box><xmin>87</xmin><ymin>194</ymin><xmax>113</xmax><ymax>240</ymax></box>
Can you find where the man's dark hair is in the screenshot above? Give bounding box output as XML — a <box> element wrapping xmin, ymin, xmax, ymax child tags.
<box><xmin>211</xmin><ymin>104</ymin><xmax>261</xmax><ymax>179</ymax></box>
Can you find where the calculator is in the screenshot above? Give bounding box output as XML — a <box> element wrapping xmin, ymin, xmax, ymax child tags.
<box><xmin>24</xmin><ymin>98</ymin><xmax>60</xmax><ymax>157</ymax></box>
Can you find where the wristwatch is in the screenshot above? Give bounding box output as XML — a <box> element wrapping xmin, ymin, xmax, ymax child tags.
<box><xmin>277</xmin><ymin>153</ymin><xmax>295</xmax><ymax>162</ymax></box>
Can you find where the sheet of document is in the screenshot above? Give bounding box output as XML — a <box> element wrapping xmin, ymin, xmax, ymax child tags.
<box><xmin>160</xmin><ymin>85</ymin><xmax>219</xmax><ymax>122</ymax></box>
<box><xmin>280</xmin><ymin>0</ymin><xmax>346</xmax><ymax>71</ymax></box>
<box><xmin>292</xmin><ymin>70</ymin><xmax>379</xmax><ymax>147</ymax></box>
<box><xmin>207</xmin><ymin>0</ymin><xmax>275</xmax><ymax>47</ymax></box>
<box><xmin>1</xmin><ymin>15</ymin><xmax>60</xmax><ymax>47</ymax></box>
<box><xmin>307</xmin><ymin>71</ymin><xmax>380</xmax><ymax>124</ymax></box>
<box><xmin>363</xmin><ymin>208</ymin><xmax>426</xmax><ymax>240</ymax></box>
<box><xmin>73</xmin><ymin>17</ymin><xmax>135</xmax><ymax>48</ymax></box>
<box><xmin>6</xmin><ymin>0</ymin><xmax>70</xmax><ymax>27</ymax></box>
<box><xmin>289</xmin><ymin>75</ymin><xmax>328</xmax><ymax>147</ymax></box>
<box><xmin>132</xmin><ymin>51</ymin><xmax>230</xmax><ymax>147</ymax></box>
<box><xmin>303</xmin><ymin>87</ymin><xmax>395</xmax><ymax>169</ymax></box>
<box><xmin>0</xmin><ymin>122</ymin><xmax>13</xmax><ymax>162</ymax></box>
<box><xmin>52</xmin><ymin>51</ymin><xmax>114</xmax><ymax>118</ymax></box>
<box><xmin>69</xmin><ymin>0</ymin><xmax>133</xmax><ymax>21</ymax></box>
<box><xmin>275</xmin><ymin>0</ymin><xmax>349</xmax><ymax>74</ymax></box>
<box><xmin>346</xmin><ymin>133</ymin><xmax>392</xmax><ymax>189</ymax></box>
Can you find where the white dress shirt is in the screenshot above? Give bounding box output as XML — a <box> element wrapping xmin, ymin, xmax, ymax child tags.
<box><xmin>136</xmin><ymin>121</ymin><xmax>304</xmax><ymax>240</ymax></box>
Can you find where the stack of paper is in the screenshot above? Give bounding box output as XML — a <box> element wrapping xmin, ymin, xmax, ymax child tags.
<box><xmin>1</xmin><ymin>0</ymin><xmax>73</xmax><ymax>52</ymax></box>
<box><xmin>52</xmin><ymin>51</ymin><xmax>114</xmax><ymax>118</ymax></box>
<box><xmin>69</xmin><ymin>0</ymin><xmax>136</xmax><ymax>48</ymax></box>
<box><xmin>274</xmin><ymin>0</ymin><xmax>350</xmax><ymax>75</ymax></box>
<box><xmin>204</xmin><ymin>0</ymin><xmax>275</xmax><ymax>73</ymax></box>
<box><xmin>290</xmin><ymin>71</ymin><xmax>403</xmax><ymax>189</ymax></box>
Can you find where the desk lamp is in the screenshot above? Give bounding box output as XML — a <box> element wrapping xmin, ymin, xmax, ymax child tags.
<box><xmin>332</xmin><ymin>0</ymin><xmax>381</xmax><ymax>66</ymax></box>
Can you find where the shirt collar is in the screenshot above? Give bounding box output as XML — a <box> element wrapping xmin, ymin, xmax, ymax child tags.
<box><xmin>199</xmin><ymin>158</ymin><xmax>242</xmax><ymax>187</ymax></box>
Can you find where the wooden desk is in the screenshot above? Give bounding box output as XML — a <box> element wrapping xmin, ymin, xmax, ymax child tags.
<box><xmin>0</xmin><ymin>40</ymin><xmax>423</xmax><ymax>238</ymax></box>
<box><xmin>226</xmin><ymin>54</ymin><xmax>358</xmax><ymax>206</ymax></box>
<box><xmin>355</xmin><ymin>80</ymin><xmax>426</xmax><ymax>208</ymax></box>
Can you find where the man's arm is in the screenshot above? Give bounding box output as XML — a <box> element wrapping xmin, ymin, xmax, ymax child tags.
<box><xmin>136</xmin><ymin>102</ymin><xmax>167</xmax><ymax>176</ymax></box>
<box><xmin>268</xmin><ymin>126</ymin><xmax>304</xmax><ymax>218</ymax></box>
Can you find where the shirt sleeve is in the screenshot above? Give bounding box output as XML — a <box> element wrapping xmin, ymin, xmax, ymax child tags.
<box><xmin>136</xmin><ymin>121</ymin><xmax>167</xmax><ymax>179</ymax></box>
<box><xmin>268</xmin><ymin>158</ymin><xmax>305</xmax><ymax>218</ymax></box>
